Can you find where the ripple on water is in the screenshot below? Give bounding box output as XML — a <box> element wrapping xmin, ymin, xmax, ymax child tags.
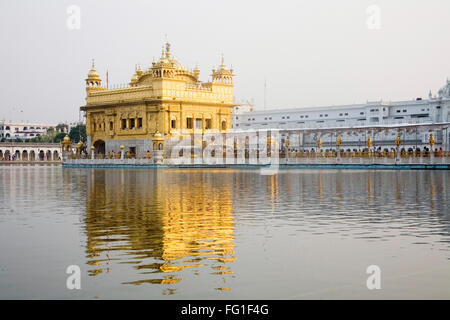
<box><xmin>1</xmin><ymin>167</ymin><xmax>450</xmax><ymax>298</ymax></box>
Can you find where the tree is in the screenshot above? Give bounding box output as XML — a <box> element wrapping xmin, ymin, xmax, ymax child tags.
<box><xmin>56</xmin><ymin>123</ymin><xmax>69</xmax><ymax>133</ymax></box>
<box><xmin>69</xmin><ymin>124</ymin><xmax>86</xmax><ymax>143</ymax></box>
<box><xmin>53</xmin><ymin>132</ymin><xmax>67</xmax><ymax>143</ymax></box>
<box><xmin>31</xmin><ymin>135</ymin><xmax>43</xmax><ymax>143</ymax></box>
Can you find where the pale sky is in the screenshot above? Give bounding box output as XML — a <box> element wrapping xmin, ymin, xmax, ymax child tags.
<box><xmin>1</xmin><ymin>0</ymin><xmax>449</xmax><ymax>123</ymax></box>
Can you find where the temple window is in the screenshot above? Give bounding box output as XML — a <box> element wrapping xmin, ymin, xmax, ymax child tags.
<box><xmin>130</xmin><ymin>118</ymin><xmax>135</xmax><ymax>129</ymax></box>
<box><xmin>121</xmin><ymin>119</ymin><xmax>127</xmax><ymax>130</ymax></box>
<box><xmin>221</xmin><ymin>120</ymin><xmax>227</xmax><ymax>131</ymax></box>
<box><xmin>110</xmin><ymin>121</ymin><xmax>114</xmax><ymax>131</ymax></box>
<box><xmin>138</xmin><ymin>118</ymin><xmax>143</xmax><ymax>129</ymax></box>
<box><xmin>171</xmin><ymin>119</ymin><xmax>176</xmax><ymax>129</ymax></box>
<box><xmin>205</xmin><ymin>119</ymin><xmax>211</xmax><ymax>129</ymax></box>
<box><xmin>195</xmin><ymin>118</ymin><xmax>202</xmax><ymax>129</ymax></box>
<box><xmin>186</xmin><ymin>117</ymin><xmax>193</xmax><ymax>129</ymax></box>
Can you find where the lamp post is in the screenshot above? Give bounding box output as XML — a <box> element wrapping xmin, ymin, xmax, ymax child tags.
<box><xmin>91</xmin><ymin>146</ymin><xmax>95</xmax><ymax>160</ymax></box>
<box><xmin>120</xmin><ymin>145</ymin><xmax>125</xmax><ymax>160</ymax></box>
<box><xmin>367</xmin><ymin>137</ymin><xmax>372</xmax><ymax>162</ymax></box>
<box><xmin>285</xmin><ymin>136</ymin><xmax>290</xmax><ymax>163</ymax></box>
<box><xmin>395</xmin><ymin>135</ymin><xmax>401</xmax><ymax>164</ymax></box>
<box><xmin>336</xmin><ymin>136</ymin><xmax>342</xmax><ymax>163</ymax></box>
<box><xmin>429</xmin><ymin>133</ymin><xmax>435</xmax><ymax>163</ymax></box>
<box><xmin>317</xmin><ymin>138</ymin><xmax>322</xmax><ymax>162</ymax></box>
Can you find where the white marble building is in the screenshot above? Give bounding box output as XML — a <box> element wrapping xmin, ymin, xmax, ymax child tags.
<box><xmin>0</xmin><ymin>122</ymin><xmax>56</xmax><ymax>140</ymax></box>
<box><xmin>233</xmin><ymin>79</ymin><xmax>450</xmax><ymax>151</ymax></box>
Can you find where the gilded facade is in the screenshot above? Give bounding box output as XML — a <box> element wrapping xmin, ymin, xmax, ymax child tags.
<box><xmin>81</xmin><ymin>42</ymin><xmax>235</xmax><ymax>157</ymax></box>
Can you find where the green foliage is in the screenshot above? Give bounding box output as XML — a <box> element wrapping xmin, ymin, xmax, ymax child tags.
<box><xmin>69</xmin><ymin>124</ymin><xmax>86</xmax><ymax>143</ymax></box>
<box><xmin>53</xmin><ymin>132</ymin><xmax>67</xmax><ymax>143</ymax></box>
<box><xmin>31</xmin><ymin>135</ymin><xmax>44</xmax><ymax>143</ymax></box>
<box><xmin>56</xmin><ymin>123</ymin><xmax>69</xmax><ymax>133</ymax></box>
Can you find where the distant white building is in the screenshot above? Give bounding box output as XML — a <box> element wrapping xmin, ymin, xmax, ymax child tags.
<box><xmin>0</xmin><ymin>120</ymin><xmax>84</xmax><ymax>141</ymax></box>
<box><xmin>0</xmin><ymin>122</ymin><xmax>55</xmax><ymax>140</ymax></box>
<box><xmin>232</xmin><ymin>102</ymin><xmax>254</xmax><ymax>128</ymax></box>
<box><xmin>233</xmin><ymin>79</ymin><xmax>450</xmax><ymax>151</ymax></box>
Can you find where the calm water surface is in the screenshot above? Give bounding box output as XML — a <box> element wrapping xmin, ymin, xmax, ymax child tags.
<box><xmin>0</xmin><ymin>166</ymin><xmax>449</xmax><ymax>299</ymax></box>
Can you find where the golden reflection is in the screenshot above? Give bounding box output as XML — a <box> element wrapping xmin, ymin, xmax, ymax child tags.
<box><xmin>318</xmin><ymin>172</ymin><xmax>323</xmax><ymax>203</ymax></box>
<box><xmin>84</xmin><ymin>169</ymin><xmax>235</xmax><ymax>291</ymax></box>
<box><xmin>396</xmin><ymin>172</ymin><xmax>402</xmax><ymax>204</ymax></box>
<box><xmin>429</xmin><ymin>171</ymin><xmax>435</xmax><ymax>209</ymax></box>
<box><xmin>367</xmin><ymin>172</ymin><xmax>373</xmax><ymax>206</ymax></box>
<box><xmin>267</xmin><ymin>175</ymin><xmax>279</xmax><ymax>209</ymax></box>
<box><xmin>336</xmin><ymin>175</ymin><xmax>342</xmax><ymax>201</ymax></box>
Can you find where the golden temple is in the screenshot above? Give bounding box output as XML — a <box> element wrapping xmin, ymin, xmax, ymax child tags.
<box><xmin>81</xmin><ymin>42</ymin><xmax>235</xmax><ymax>157</ymax></box>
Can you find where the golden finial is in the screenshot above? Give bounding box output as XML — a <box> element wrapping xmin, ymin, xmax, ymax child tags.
<box><xmin>165</xmin><ymin>41</ymin><xmax>171</xmax><ymax>53</ymax></box>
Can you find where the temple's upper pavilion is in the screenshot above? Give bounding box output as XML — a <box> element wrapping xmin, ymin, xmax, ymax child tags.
<box><xmin>84</xmin><ymin>42</ymin><xmax>234</xmax><ymax>107</ymax></box>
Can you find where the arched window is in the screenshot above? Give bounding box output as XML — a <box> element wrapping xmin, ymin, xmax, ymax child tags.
<box><xmin>221</xmin><ymin>121</ymin><xmax>227</xmax><ymax>131</ymax></box>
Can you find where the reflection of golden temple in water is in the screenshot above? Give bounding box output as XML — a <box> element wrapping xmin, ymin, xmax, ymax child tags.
<box><xmin>83</xmin><ymin>169</ymin><xmax>235</xmax><ymax>292</ymax></box>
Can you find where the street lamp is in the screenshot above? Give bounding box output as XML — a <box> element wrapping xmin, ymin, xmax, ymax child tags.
<box><xmin>120</xmin><ymin>145</ymin><xmax>125</xmax><ymax>160</ymax></box>
<box><xmin>429</xmin><ymin>133</ymin><xmax>435</xmax><ymax>163</ymax></box>
<box><xmin>395</xmin><ymin>135</ymin><xmax>401</xmax><ymax>164</ymax></box>
<box><xmin>336</xmin><ymin>136</ymin><xmax>342</xmax><ymax>163</ymax></box>
<box><xmin>367</xmin><ymin>137</ymin><xmax>372</xmax><ymax>160</ymax></box>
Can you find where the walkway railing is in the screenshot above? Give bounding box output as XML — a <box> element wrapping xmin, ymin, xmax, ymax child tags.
<box><xmin>63</xmin><ymin>149</ymin><xmax>450</xmax><ymax>167</ymax></box>
<box><xmin>0</xmin><ymin>142</ymin><xmax>61</xmax><ymax>148</ymax></box>
<box><xmin>285</xmin><ymin>150</ymin><xmax>450</xmax><ymax>159</ymax></box>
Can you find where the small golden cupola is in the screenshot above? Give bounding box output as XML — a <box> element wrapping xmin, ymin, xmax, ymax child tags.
<box><xmin>130</xmin><ymin>65</ymin><xmax>143</xmax><ymax>87</ymax></box>
<box><xmin>193</xmin><ymin>64</ymin><xmax>200</xmax><ymax>80</ymax></box>
<box><xmin>151</xmin><ymin>42</ymin><xmax>177</xmax><ymax>79</ymax></box>
<box><xmin>212</xmin><ymin>55</ymin><xmax>234</xmax><ymax>84</ymax></box>
<box><xmin>85</xmin><ymin>59</ymin><xmax>102</xmax><ymax>90</ymax></box>
<box><xmin>63</xmin><ymin>135</ymin><xmax>71</xmax><ymax>143</ymax></box>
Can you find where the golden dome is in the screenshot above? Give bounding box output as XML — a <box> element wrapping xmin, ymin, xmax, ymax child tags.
<box><xmin>131</xmin><ymin>73</ymin><xmax>139</xmax><ymax>83</ymax></box>
<box><xmin>153</xmin><ymin>131</ymin><xmax>162</xmax><ymax>139</ymax></box>
<box><xmin>130</xmin><ymin>65</ymin><xmax>143</xmax><ymax>86</ymax></box>
<box><xmin>63</xmin><ymin>135</ymin><xmax>71</xmax><ymax>143</ymax></box>
<box><xmin>136</xmin><ymin>66</ymin><xmax>143</xmax><ymax>77</ymax></box>
<box><xmin>87</xmin><ymin>67</ymin><xmax>100</xmax><ymax>80</ymax></box>
<box><xmin>86</xmin><ymin>60</ymin><xmax>101</xmax><ymax>82</ymax></box>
